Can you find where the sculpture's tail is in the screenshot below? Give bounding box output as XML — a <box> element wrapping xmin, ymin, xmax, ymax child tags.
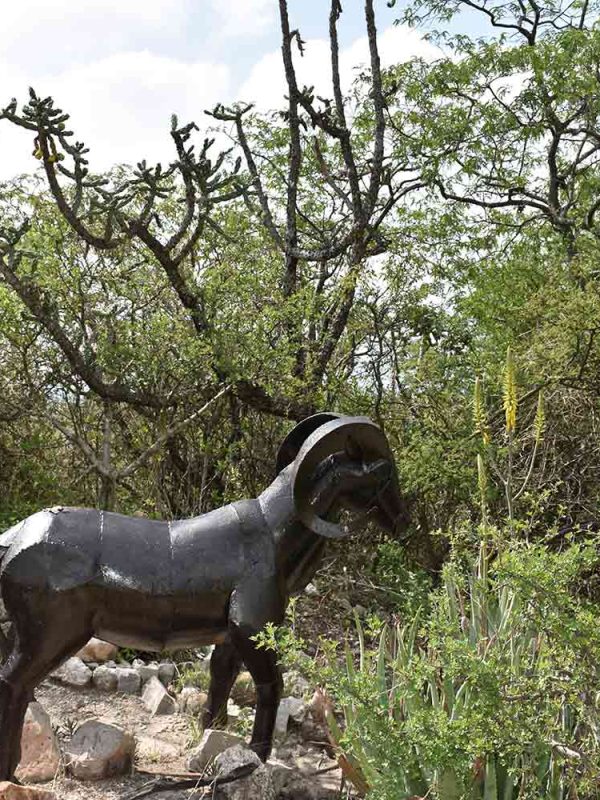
<box><xmin>0</xmin><ymin>627</ymin><xmax>8</xmax><ymax>663</ymax></box>
<box><xmin>0</xmin><ymin>537</ymin><xmax>10</xmax><ymax>663</ymax></box>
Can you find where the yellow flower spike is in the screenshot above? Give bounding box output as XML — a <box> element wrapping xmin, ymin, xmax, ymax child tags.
<box><xmin>503</xmin><ymin>346</ymin><xmax>517</xmax><ymax>434</ymax></box>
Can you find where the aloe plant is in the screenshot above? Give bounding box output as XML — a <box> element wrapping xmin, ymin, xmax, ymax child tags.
<box><xmin>324</xmin><ymin>535</ymin><xmax>600</xmax><ymax>800</ymax></box>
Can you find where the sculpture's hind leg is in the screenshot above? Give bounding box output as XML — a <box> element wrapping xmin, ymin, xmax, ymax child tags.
<box><xmin>0</xmin><ymin>593</ymin><xmax>92</xmax><ymax>781</ymax></box>
<box><xmin>0</xmin><ymin>674</ymin><xmax>26</xmax><ymax>781</ymax></box>
<box><xmin>202</xmin><ymin>641</ymin><xmax>243</xmax><ymax>729</ymax></box>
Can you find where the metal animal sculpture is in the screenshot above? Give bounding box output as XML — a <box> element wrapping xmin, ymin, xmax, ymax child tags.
<box><xmin>0</xmin><ymin>413</ymin><xmax>408</xmax><ymax>780</ymax></box>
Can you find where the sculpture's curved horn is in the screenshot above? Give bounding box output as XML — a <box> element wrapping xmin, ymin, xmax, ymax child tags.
<box><xmin>292</xmin><ymin>416</ymin><xmax>393</xmax><ymax>538</ymax></box>
<box><xmin>275</xmin><ymin>412</ymin><xmax>341</xmax><ymax>474</ymax></box>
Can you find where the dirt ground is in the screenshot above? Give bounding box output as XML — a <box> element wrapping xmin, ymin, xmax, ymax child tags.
<box><xmin>30</xmin><ymin>678</ymin><xmax>346</xmax><ymax>800</ymax></box>
<box><xmin>34</xmin><ymin>680</ymin><xmax>210</xmax><ymax>799</ymax></box>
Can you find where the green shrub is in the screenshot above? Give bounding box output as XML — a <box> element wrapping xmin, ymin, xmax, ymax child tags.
<box><xmin>371</xmin><ymin>538</ymin><xmax>432</xmax><ymax>618</ymax></box>
<box><xmin>258</xmin><ymin>530</ymin><xmax>600</xmax><ymax>799</ymax></box>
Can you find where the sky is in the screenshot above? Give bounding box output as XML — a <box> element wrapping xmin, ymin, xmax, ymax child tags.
<box><xmin>0</xmin><ymin>0</ymin><xmax>446</xmax><ymax>179</ymax></box>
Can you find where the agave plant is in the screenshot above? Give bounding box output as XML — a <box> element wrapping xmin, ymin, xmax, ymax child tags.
<box><xmin>324</xmin><ymin>536</ymin><xmax>600</xmax><ymax>800</ymax></box>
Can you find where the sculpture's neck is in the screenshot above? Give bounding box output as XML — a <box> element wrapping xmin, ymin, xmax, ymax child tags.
<box><xmin>257</xmin><ymin>467</ymin><xmax>295</xmax><ymax>536</ymax></box>
<box><xmin>258</xmin><ymin>466</ymin><xmax>333</xmax><ymax>595</ymax></box>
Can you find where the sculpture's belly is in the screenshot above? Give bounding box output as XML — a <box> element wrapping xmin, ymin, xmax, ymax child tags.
<box><xmin>91</xmin><ymin>585</ymin><xmax>232</xmax><ymax>652</ymax></box>
<box><xmin>93</xmin><ymin>625</ymin><xmax>230</xmax><ymax>652</ymax></box>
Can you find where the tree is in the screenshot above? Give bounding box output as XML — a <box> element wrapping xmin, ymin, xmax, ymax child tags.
<box><xmin>0</xmin><ymin>1</ymin><xmax>428</xmax><ymax>512</ymax></box>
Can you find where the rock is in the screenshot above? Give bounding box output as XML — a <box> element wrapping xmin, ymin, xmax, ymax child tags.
<box><xmin>186</xmin><ymin>729</ymin><xmax>244</xmax><ymax>772</ymax></box>
<box><xmin>284</xmin><ymin>751</ymin><xmax>343</xmax><ymax>799</ymax></box>
<box><xmin>267</xmin><ymin>759</ymin><xmax>296</xmax><ymax>795</ymax></box>
<box><xmin>92</xmin><ymin>664</ymin><xmax>118</xmax><ymax>691</ymax></box>
<box><xmin>278</xmin><ymin>776</ymin><xmax>335</xmax><ymax>800</ymax></box>
<box><xmin>231</xmin><ymin>671</ymin><xmax>256</xmax><ymax>706</ymax></box>
<box><xmin>283</xmin><ymin>671</ymin><xmax>310</xmax><ymax>698</ymax></box>
<box><xmin>288</xmin><ymin>698</ymin><xmax>307</xmax><ymax>724</ymax></box>
<box><xmin>52</xmin><ymin>657</ymin><xmax>92</xmax><ymax>687</ymax></box>
<box><xmin>214</xmin><ymin>744</ymin><xmax>275</xmax><ymax>800</ymax></box>
<box><xmin>116</xmin><ymin>667</ymin><xmax>141</xmax><ymax>695</ymax></box>
<box><xmin>178</xmin><ymin>687</ymin><xmax>207</xmax><ymax>715</ymax></box>
<box><xmin>0</xmin><ymin>784</ymin><xmax>57</xmax><ymax>800</ymax></box>
<box><xmin>0</xmin><ymin>622</ymin><xmax>10</xmax><ymax>643</ymax></box>
<box><xmin>158</xmin><ymin>661</ymin><xmax>176</xmax><ymax>686</ymax></box>
<box><xmin>274</xmin><ymin>703</ymin><xmax>290</xmax><ymax>741</ymax></box>
<box><xmin>136</xmin><ymin>734</ymin><xmax>181</xmax><ymax>761</ymax></box>
<box><xmin>15</xmin><ymin>703</ymin><xmax>60</xmax><ymax>783</ymax></box>
<box><xmin>304</xmin><ymin>582</ymin><xmax>319</xmax><ymax>596</ymax></box>
<box><xmin>274</xmin><ymin>697</ymin><xmax>306</xmax><ymax>741</ymax></box>
<box><xmin>135</xmin><ymin>662</ymin><xmax>160</xmax><ymax>683</ymax></box>
<box><xmin>142</xmin><ymin>676</ymin><xmax>177</xmax><ymax>716</ymax></box>
<box><xmin>75</xmin><ymin>638</ymin><xmax>118</xmax><ymax>663</ymax></box>
<box><xmin>227</xmin><ymin>700</ymin><xmax>242</xmax><ymax>724</ymax></box>
<box><xmin>64</xmin><ymin>720</ymin><xmax>135</xmax><ymax>780</ymax></box>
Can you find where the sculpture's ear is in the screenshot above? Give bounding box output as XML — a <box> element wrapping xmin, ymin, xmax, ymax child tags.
<box><xmin>292</xmin><ymin>416</ymin><xmax>393</xmax><ymax>539</ymax></box>
<box><xmin>275</xmin><ymin>412</ymin><xmax>341</xmax><ymax>474</ymax></box>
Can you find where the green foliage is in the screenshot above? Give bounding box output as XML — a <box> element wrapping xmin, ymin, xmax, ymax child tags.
<box><xmin>371</xmin><ymin>539</ymin><xmax>432</xmax><ymax>618</ymax></box>
<box><xmin>258</xmin><ymin>532</ymin><xmax>600</xmax><ymax>799</ymax></box>
<box><xmin>175</xmin><ymin>661</ymin><xmax>211</xmax><ymax>693</ymax></box>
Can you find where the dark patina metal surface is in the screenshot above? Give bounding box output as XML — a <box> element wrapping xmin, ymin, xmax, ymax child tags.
<box><xmin>0</xmin><ymin>413</ymin><xmax>408</xmax><ymax>779</ymax></box>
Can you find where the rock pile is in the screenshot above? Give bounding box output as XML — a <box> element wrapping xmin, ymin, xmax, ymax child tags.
<box><xmin>11</xmin><ymin>636</ymin><xmax>345</xmax><ymax>799</ymax></box>
<box><xmin>52</xmin><ymin>653</ymin><xmax>177</xmax><ymax>699</ymax></box>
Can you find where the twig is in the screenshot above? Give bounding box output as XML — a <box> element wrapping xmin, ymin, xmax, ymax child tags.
<box><xmin>122</xmin><ymin>762</ymin><xmax>258</xmax><ymax>799</ymax></box>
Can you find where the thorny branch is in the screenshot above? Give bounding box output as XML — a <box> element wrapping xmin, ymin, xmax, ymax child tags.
<box><xmin>0</xmin><ymin>0</ymin><xmax>419</xmax><ymax>427</ymax></box>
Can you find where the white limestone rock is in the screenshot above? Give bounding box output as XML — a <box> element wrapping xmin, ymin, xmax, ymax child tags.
<box><xmin>142</xmin><ymin>676</ymin><xmax>177</xmax><ymax>715</ymax></box>
<box><xmin>64</xmin><ymin>720</ymin><xmax>135</xmax><ymax>780</ymax></box>
<box><xmin>186</xmin><ymin>729</ymin><xmax>245</xmax><ymax>772</ymax></box>
<box><xmin>52</xmin><ymin>657</ymin><xmax>92</xmax><ymax>688</ymax></box>
<box><xmin>214</xmin><ymin>744</ymin><xmax>275</xmax><ymax>800</ymax></box>
<box><xmin>116</xmin><ymin>667</ymin><xmax>141</xmax><ymax>695</ymax></box>
<box><xmin>92</xmin><ymin>664</ymin><xmax>118</xmax><ymax>692</ymax></box>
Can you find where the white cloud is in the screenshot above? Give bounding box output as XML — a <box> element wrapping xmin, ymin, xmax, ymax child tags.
<box><xmin>209</xmin><ymin>0</ymin><xmax>276</xmax><ymax>39</ymax></box>
<box><xmin>0</xmin><ymin>52</ymin><xmax>231</xmax><ymax>179</ymax></box>
<box><xmin>0</xmin><ymin>13</ymin><xmax>438</xmax><ymax>180</ymax></box>
<box><xmin>0</xmin><ymin>0</ymin><xmax>192</xmax><ymax>74</ymax></box>
<box><xmin>238</xmin><ymin>24</ymin><xmax>439</xmax><ymax>110</ymax></box>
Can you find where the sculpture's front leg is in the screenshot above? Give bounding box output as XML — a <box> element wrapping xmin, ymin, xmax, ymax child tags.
<box><xmin>228</xmin><ymin>581</ymin><xmax>285</xmax><ymax>761</ymax></box>
<box><xmin>230</xmin><ymin>628</ymin><xmax>283</xmax><ymax>761</ymax></box>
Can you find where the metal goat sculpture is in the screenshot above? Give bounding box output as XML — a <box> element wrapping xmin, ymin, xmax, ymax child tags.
<box><xmin>0</xmin><ymin>413</ymin><xmax>408</xmax><ymax>780</ymax></box>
